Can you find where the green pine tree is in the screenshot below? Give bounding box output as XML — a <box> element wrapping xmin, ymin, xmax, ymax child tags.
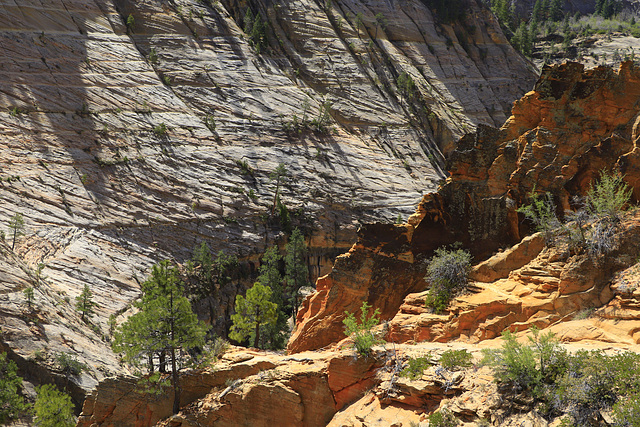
<box><xmin>255</xmin><ymin>247</ymin><xmax>288</xmax><ymax>349</ymax></box>
<box><xmin>0</xmin><ymin>352</ymin><xmax>28</xmax><ymax>424</ymax></box>
<box><xmin>285</xmin><ymin>228</ymin><xmax>309</xmax><ymax>320</ymax></box>
<box><xmin>34</xmin><ymin>384</ymin><xmax>75</xmax><ymax>427</ymax></box>
<box><xmin>23</xmin><ymin>287</ymin><xmax>35</xmax><ymax>311</ymax></box>
<box><xmin>185</xmin><ymin>243</ymin><xmax>238</xmax><ymax>327</ymax></box>
<box><xmin>229</xmin><ymin>283</ymin><xmax>278</xmax><ymax>348</ymax></box>
<box><xmin>7</xmin><ymin>213</ymin><xmax>24</xmax><ymax>251</ymax></box>
<box><xmin>270</xmin><ymin>163</ymin><xmax>287</xmax><ymax>214</ymax></box>
<box><xmin>112</xmin><ymin>260</ymin><xmax>208</xmax><ymax>414</ymax></box>
<box><xmin>75</xmin><ymin>284</ymin><xmax>97</xmax><ymax>322</ymax></box>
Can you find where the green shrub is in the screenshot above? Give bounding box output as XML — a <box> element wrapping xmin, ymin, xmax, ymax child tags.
<box><xmin>553</xmin><ymin>350</ymin><xmax>640</xmax><ymax>425</ymax></box>
<box><xmin>400</xmin><ymin>356</ymin><xmax>432</xmax><ymax>379</ymax></box>
<box><xmin>126</xmin><ymin>14</ymin><xmax>135</xmax><ymax>31</ymax></box>
<box><xmin>153</xmin><ymin>123</ymin><xmax>168</xmax><ymax>136</ymax></box>
<box><xmin>343</xmin><ymin>301</ymin><xmax>382</xmax><ymax>357</ymax></box>
<box><xmin>56</xmin><ymin>352</ymin><xmax>87</xmax><ymax>377</ymax></box>
<box><xmin>424</xmin><ymin>246</ymin><xmax>472</xmax><ymax>313</ymax></box>
<box><xmin>518</xmin><ymin>170</ymin><xmax>633</xmax><ymax>258</ymax></box>
<box><xmin>517</xmin><ymin>191</ymin><xmax>561</xmax><ymax>243</ymax></box>
<box><xmin>440</xmin><ymin>349</ymin><xmax>473</xmax><ymax>370</ymax></box>
<box><xmin>482</xmin><ymin>327</ymin><xmax>567</xmax><ymax>395</ymax></box>
<box><xmin>34</xmin><ymin>384</ymin><xmax>75</xmax><ymax>427</ymax></box>
<box><xmin>148</xmin><ymin>48</ymin><xmax>158</xmax><ymax>64</ymax></box>
<box><xmin>427</xmin><ymin>408</ymin><xmax>458</xmax><ymax>426</ymax></box>
<box><xmin>586</xmin><ymin>170</ymin><xmax>632</xmax><ymax>223</ymax></box>
<box><xmin>613</xmin><ymin>392</ymin><xmax>640</xmax><ymax>426</ymax></box>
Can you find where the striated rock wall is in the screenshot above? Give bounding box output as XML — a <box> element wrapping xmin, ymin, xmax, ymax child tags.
<box><xmin>0</xmin><ymin>0</ymin><xmax>535</xmax><ymax>400</ymax></box>
<box><xmin>288</xmin><ymin>61</ymin><xmax>640</xmax><ymax>353</ymax></box>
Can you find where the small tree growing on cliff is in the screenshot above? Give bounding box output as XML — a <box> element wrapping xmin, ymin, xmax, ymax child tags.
<box><xmin>112</xmin><ymin>260</ymin><xmax>208</xmax><ymax>414</ymax></box>
<box><xmin>270</xmin><ymin>163</ymin><xmax>287</xmax><ymax>214</ymax></box>
<box><xmin>75</xmin><ymin>284</ymin><xmax>97</xmax><ymax>322</ymax></box>
<box><xmin>7</xmin><ymin>213</ymin><xmax>24</xmax><ymax>251</ymax></box>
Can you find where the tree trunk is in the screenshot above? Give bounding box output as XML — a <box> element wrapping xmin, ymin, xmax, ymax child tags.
<box><xmin>254</xmin><ymin>307</ymin><xmax>260</xmax><ymax>348</ymax></box>
<box><xmin>171</xmin><ymin>347</ymin><xmax>180</xmax><ymax>414</ymax></box>
<box><xmin>159</xmin><ymin>351</ymin><xmax>167</xmax><ymax>373</ymax></box>
<box><xmin>272</xmin><ymin>176</ymin><xmax>280</xmax><ymax>214</ymax></box>
<box><xmin>148</xmin><ymin>354</ymin><xmax>154</xmax><ymax>373</ymax></box>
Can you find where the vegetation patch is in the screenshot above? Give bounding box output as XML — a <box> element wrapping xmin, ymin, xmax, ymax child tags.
<box><xmin>424</xmin><ymin>245</ymin><xmax>472</xmax><ymax>313</ymax></box>
<box><xmin>439</xmin><ymin>349</ymin><xmax>473</xmax><ymax>370</ymax></box>
<box><xmin>342</xmin><ymin>301</ymin><xmax>382</xmax><ymax>357</ymax></box>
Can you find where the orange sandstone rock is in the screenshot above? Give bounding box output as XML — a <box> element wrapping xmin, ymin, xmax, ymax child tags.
<box><xmin>289</xmin><ymin>62</ymin><xmax>640</xmax><ymax>354</ymax></box>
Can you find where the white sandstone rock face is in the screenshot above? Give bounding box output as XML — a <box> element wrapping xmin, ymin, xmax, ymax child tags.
<box><xmin>0</xmin><ymin>0</ymin><xmax>535</xmax><ymax>398</ymax></box>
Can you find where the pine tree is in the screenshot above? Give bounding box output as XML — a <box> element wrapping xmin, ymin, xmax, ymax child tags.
<box><xmin>270</xmin><ymin>164</ymin><xmax>287</xmax><ymax>214</ymax></box>
<box><xmin>549</xmin><ymin>0</ymin><xmax>563</xmax><ymax>21</ymax></box>
<box><xmin>255</xmin><ymin>247</ymin><xmax>288</xmax><ymax>349</ymax></box>
<box><xmin>23</xmin><ymin>287</ymin><xmax>35</xmax><ymax>311</ymax></box>
<box><xmin>33</xmin><ymin>384</ymin><xmax>75</xmax><ymax>427</ymax></box>
<box><xmin>0</xmin><ymin>352</ymin><xmax>28</xmax><ymax>424</ymax></box>
<box><xmin>75</xmin><ymin>284</ymin><xmax>97</xmax><ymax>322</ymax></box>
<box><xmin>7</xmin><ymin>213</ymin><xmax>24</xmax><ymax>251</ymax></box>
<box><xmin>185</xmin><ymin>243</ymin><xmax>238</xmax><ymax>326</ymax></box>
<box><xmin>112</xmin><ymin>260</ymin><xmax>208</xmax><ymax>414</ymax></box>
<box><xmin>285</xmin><ymin>228</ymin><xmax>309</xmax><ymax>320</ymax></box>
<box><xmin>532</xmin><ymin>0</ymin><xmax>543</xmax><ymax>22</ymax></box>
<box><xmin>229</xmin><ymin>283</ymin><xmax>278</xmax><ymax>348</ymax></box>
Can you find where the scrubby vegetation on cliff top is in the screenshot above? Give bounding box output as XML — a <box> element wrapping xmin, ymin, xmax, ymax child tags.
<box><xmin>492</xmin><ymin>0</ymin><xmax>640</xmax><ymax>67</ymax></box>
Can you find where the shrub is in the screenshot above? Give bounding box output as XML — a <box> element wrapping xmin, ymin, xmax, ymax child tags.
<box><xmin>440</xmin><ymin>349</ymin><xmax>473</xmax><ymax>370</ymax></box>
<box><xmin>518</xmin><ymin>170</ymin><xmax>633</xmax><ymax>259</ymax></box>
<box><xmin>126</xmin><ymin>14</ymin><xmax>135</xmax><ymax>31</ymax></box>
<box><xmin>587</xmin><ymin>170</ymin><xmax>632</xmax><ymax>222</ymax></box>
<box><xmin>424</xmin><ymin>246</ymin><xmax>472</xmax><ymax>313</ymax></box>
<box><xmin>553</xmin><ymin>350</ymin><xmax>640</xmax><ymax>425</ymax></box>
<box><xmin>56</xmin><ymin>352</ymin><xmax>87</xmax><ymax>377</ymax></box>
<box><xmin>613</xmin><ymin>392</ymin><xmax>640</xmax><ymax>426</ymax></box>
<box><xmin>517</xmin><ymin>191</ymin><xmax>561</xmax><ymax>243</ymax></box>
<box><xmin>482</xmin><ymin>327</ymin><xmax>567</xmax><ymax>395</ymax></box>
<box><xmin>34</xmin><ymin>384</ymin><xmax>75</xmax><ymax>427</ymax></box>
<box><xmin>343</xmin><ymin>301</ymin><xmax>382</xmax><ymax>357</ymax></box>
<box><xmin>148</xmin><ymin>48</ymin><xmax>158</xmax><ymax>64</ymax></box>
<box><xmin>400</xmin><ymin>356</ymin><xmax>432</xmax><ymax>379</ymax></box>
<box><xmin>153</xmin><ymin>123</ymin><xmax>168</xmax><ymax>136</ymax></box>
<box><xmin>427</xmin><ymin>408</ymin><xmax>458</xmax><ymax>426</ymax></box>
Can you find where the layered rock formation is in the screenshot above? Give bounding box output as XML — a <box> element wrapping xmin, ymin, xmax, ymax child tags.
<box><xmin>289</xmin><ymin>61</ymin><xmax>640</xmax><ymax>353</ymax></box>
<box><xmin>0</xmin><ymin>0</ymin><xmax>535</xmax><ymax>402</ymax></box>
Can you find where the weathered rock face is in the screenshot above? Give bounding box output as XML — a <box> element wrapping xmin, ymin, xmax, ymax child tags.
<box><xmin>80</xmin><ymin>340</ymin><xmax>640</xmax><ymax>426</ymax></box>
<box><xmin>77</xmin><ymin>346</ymin><xmax>381</xmax><ymax>427</ymax></box>
<box><xmin>288</xmin><ymin>61</ymin><xmax>640</xmax><ymax>353</ymax></box>
<box><xmin>386</xmin><ymin>210</ymin><xmax>640</xmax><ymax>344</ymax></box>
<box><xmin>0</xmin><ymin>0</ymin><xmax>535</xmax><ymax>402</ymax></box>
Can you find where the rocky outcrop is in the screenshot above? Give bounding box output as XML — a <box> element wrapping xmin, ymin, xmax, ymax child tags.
<box><xmin>80</xmin><ymin>339</ymin><xmax>640</xmax><ymax>426</ymax></box>
<box><xmin>0</xmin><ymin>0</ymin><xmax>535</xmax><ymax>401</ymax></box>
<box><xmin>386</xmin><ymin>209</ymin><xmax>640</xmax><ymax>344</ymax></box>
<box><xmin>78</xmin><ymin>346</ymin><xmax>382</xmax><ymax>426</ymax></box>
<box><xmin>288</xmin><ymin>61</ymin><xmax>640</xmax><ymax>353</ymax></box>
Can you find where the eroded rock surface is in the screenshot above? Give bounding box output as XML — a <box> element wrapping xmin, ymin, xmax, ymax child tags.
<box><xmin>289</xmin><ymin>61</ymin><xmax>640</xmax><ymax>353</ymax></box>
<box><xmin>0</xmin><ymin>0</ymin><xmax>535</xmax><ymax>401</ymax></box>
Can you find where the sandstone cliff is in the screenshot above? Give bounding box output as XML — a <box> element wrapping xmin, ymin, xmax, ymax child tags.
<box><xmin>289</xmin><ymin>61</ymin><xmax>640</xmax><ymax>353</ymax></box>
<box><xmin>0</xmin><ymin>0</ymin><xmax>536</xmax><ymax>403</ymax></box>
